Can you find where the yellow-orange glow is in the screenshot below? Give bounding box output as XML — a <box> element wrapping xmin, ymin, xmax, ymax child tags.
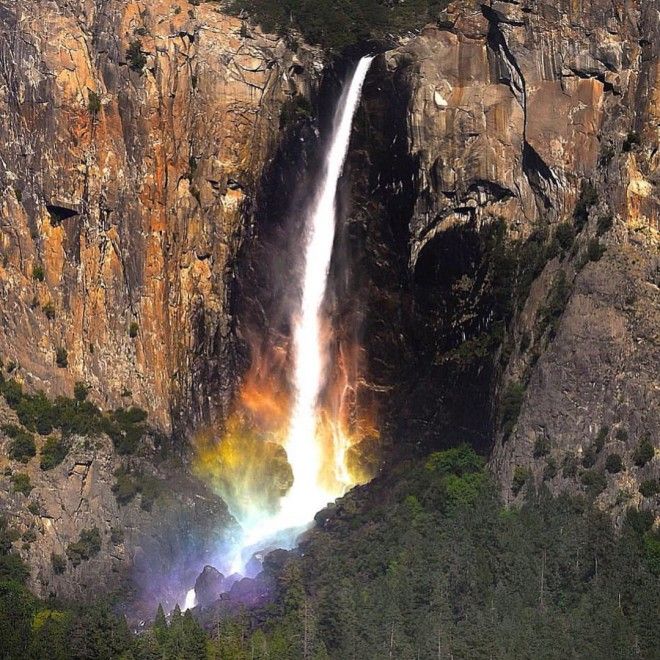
<box><xmin>193</xmin><ymin>335</ymin><xmax>379</xmax><ymax>538</ymax></box>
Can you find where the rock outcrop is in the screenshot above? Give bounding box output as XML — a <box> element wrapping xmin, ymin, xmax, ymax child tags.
<box><xmin>0</xmin><ymin>409</ymin><xmax>234</xmax><ymax>616</ymax></box>
<box><xmin>350</xmin><ymin>0</ymin><xmax>657</xmax><ymax>511</ymax></box>
<box><xmin>0</xmin><ymin>0</ymin><xmax>321</xmax><ymax>432</ymax></box>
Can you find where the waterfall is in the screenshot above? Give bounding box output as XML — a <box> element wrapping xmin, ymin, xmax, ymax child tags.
<box><xmin>279</xmin><ymin>55</ymin><xmax>374</xmax><ymax>526</ymax></box>
<box><xmin>234</xmin><ymin>56</ymin><xmax>374</xmax><ymax>557</ymax></box>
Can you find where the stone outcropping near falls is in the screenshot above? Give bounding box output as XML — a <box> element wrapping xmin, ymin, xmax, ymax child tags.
<box><xmin>349</xmin><ymin>0</ymin><xmax>658</xmax><ymax>516</ymax></box>
<box><xmin>0</xmin><ymin>0</ymin><xmax>320</xmax><ymax>431</ymax></box>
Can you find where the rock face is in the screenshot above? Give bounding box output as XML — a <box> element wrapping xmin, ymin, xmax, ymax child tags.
<box><xmin>0</xmin><ymin>0</ymin><xmax>658</xmax><ymax>609</ymax></box>
<box><xmin>0</xmin><ymin>0</ymin><xmax>321</xmax><ymax>432</ymax></box>
<box><xmin>0</xmin><ymin>403</ymin><xmax>234</xmax><ymax>615</ymax></box>
<box><xmin>347</xmin><ymin>0</ymin><xmax>657</xmax><ymax>511</ymax></box>
<box><xmin>194</xmin><ymin>565</ymin><xmax>226</xmax><ymax>608</ymax></box>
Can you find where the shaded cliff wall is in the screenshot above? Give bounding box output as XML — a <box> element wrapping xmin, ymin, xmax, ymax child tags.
<box><xmin>0</xmin><ymin>0</ymin><xmax>321</xmax><ymax>432</ymax></box>
<box><xmin>344</xmin><ymin>0</ymin><xmax>657</xmax><ymax>511</ymax></box>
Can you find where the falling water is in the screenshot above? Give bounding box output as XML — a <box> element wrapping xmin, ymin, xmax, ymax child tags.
<box><xmin>278</xmin><ymin>55</ymin><xmax>374</xmax><ymax>524</ymax></box>
<box><xmin>230</xmin><ymin>56</ymin><xmax>374</xmax><ymax>561</ymax></box>
<box><xmin>183</xmin><ymin>588</ymin><xmax>197</xmax><ymax>611</ymax></box>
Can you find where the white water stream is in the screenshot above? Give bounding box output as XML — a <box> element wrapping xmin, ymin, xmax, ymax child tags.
<box><xmin>248</xmin><ymin>55</ymin><xmax>374</xmax><ymax>543</ymax></box>
<box><xmin>184</xmin><ymin>56</ymin><xmax>373</xmax><ymax>607</ymax></box>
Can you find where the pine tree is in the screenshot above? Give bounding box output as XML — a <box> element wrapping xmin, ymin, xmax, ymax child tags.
<box><xmin>153</xmin><ymin>603</ymin><xmax>168</xmax><ymax>647</ymax></box>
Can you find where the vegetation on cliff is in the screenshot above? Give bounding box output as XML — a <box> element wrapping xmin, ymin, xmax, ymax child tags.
<box><xmin>0</xmin><ymin>375</ymin><xmax>149</xmax><ymax>456</ymax></box>
<box><xmin>216</xmin><ymin>445</ymin><xmax>658</xmax><ymax>658</ymax></box>
<box><xmin>228</xmin><ymin>0</ymin><xmax>449</xmax><ymax>50</ymax></box>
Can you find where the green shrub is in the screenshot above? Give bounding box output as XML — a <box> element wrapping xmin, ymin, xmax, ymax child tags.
<box><xmin>563</xmin><ymin>452</ymin><xmax>579</xmax><ymax>478</ymax></box>
<box><xmin>127</xmin><ymin>40</ymin><xmax>147</xmax><ymax>73</ymax></box>
<box><xmin>73</xmin><ymin>382</ymin><xmax>89</xmax><ymax>403</ymax></box>
<box><xmin>500</xmin><ymin>382</ymin><xmax>525</xmax><ymax>440</ymax></box>
<box><xmin>594</xmin><ymin>426</ymin><xmax>609</xmax><ymax>452</ymax></box>
<box><xmin>580</xmin><ymin>470</ymin><xmax>607</xmax><ymax>496</ymax></box>
<box><xmin>533</xmin><ymin>436</ymin><xmax>551</xmax><ymax>458</ymax></box>
<box><xmin>66</xmin><ymin>527</ymin><xmax>101</xmax><ymax>566</ymax></box>
<box><xmin>7</xmin><ymin>429</ymin><xmax>36</xmax><ymax>463</ymax></box>
<box><xmin>40</xmin><ymin>437</ymin><xmax>68</xmax><ymax>471</ymax></box>
<box><xmin>139</xmin><ymin>474</ymin><xmax>165</xmax><ymax>511</ymax></box>
<box><xmin>615</xmin><ymin>428</ymin><xmax>628</xmax><ymax>442</ymax></box>
<box><xmin>112</xmin><ymin>468</ymin><xmax>139</xmax><ymax>505</ymax></box>
<box><xmin>54</xmin><ymin>398</ymin><xmax>103</xmax><ymax>437</ymax></box>
<box><xmin>2</xmin><ymin>424</ymin><xmax>21</xmax><ymax>439</ymax></box>
<box><xmin>511</xmin><ymin>466</ymin><xmax>530</xmax><ymax>496</ymax></box>
<box><xmin>443</xmin><ymin>472</ymin><xmax>486</xmax><ymax>507</ymax></box>
<box><xmin>16</xmin><ymin>393</ymin><xmax>57</xmax><ymax>435</ymax></box>
<box><xmin>605</xmin><ymin>454</ymin><xmax>624</xmax><ymax>473</ymax></box>
<box><xmin>425</xmin><ymin>444</ymin><xmax>484</xmax><ymax>475</ymax></box>
<box><xmin>10</xmin><ymin>473</ymin><xmax>32</xmax><ymax>496</ymax></box>
<box><xmin>87</xmin><ymin>91</ymin><xmax>101</xmax><ymax>115</ymax></box>
<box><xmin>0</xmin><ymin>377</ymin><xmax>148</xmax><ymax>454</ymax></box>
<box><xmin>51</xmin><ymin>553</ymin><xmax>66</xmax><ymax>574</ymax></box>
<box><xmin>639</xmin><ymin>479</ymin><xmax>659</xmax><ymax>497</ymax></box>
<box><xmin>112</xmin><ymin>467</ymin><xmax>164</xmax><ymax>510</ymax></box>
<box><xmin>104</xmin><ymin>407</ymin><xmax>148</xmax><ymax>454</ymax></box>
<box><xmin>27</xmin><ymin>501</ymin><xmax>40</xmax><ymax>515</ymax></box>
<box><xmin>633</xmin><ymin>436</ymin><xmax>655</xmax><ymax>467</ymax></box>
<box><xmin>587</xmin><ymin>238</ymin><xmax>605</xmax><ymax>262</ymax></box>
<box><xmin>129</xmin><ymin>322</ymin><xmax>139</xmax><ymax>339</ymax></box>
<box><xmin>624</xmin><ymin>506</ymin><xmax>653</xmax><ymax>535</ymax></box>
<box><xmin>555</xmin><ymin>223</ymin><xmax>575</xmax><ymax>252</ymax></box>
<box><xmin>1</xmin><ymin>379</ymin><xmax>23</xmax><ymax>406</ymax></box>
<box><xmin>643</xmin><ymin>531</ymin><xmax>660</xmax><ymax>576</ymax></box>
<box><xmin>55</xmin><ymin>347</ymin><xmax>68</xmax><ymax>368</ymax></box>
<box><xmin>0</xmin><ymin>553</ymin><xmax>29</xmax><ymax>584</ymax></box>
<box><xmin>32</xmin><ymin>265</ymin><xmax>45</xmax><ymax>282</ymax></box>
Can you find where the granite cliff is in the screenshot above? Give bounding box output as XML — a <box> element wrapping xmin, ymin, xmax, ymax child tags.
<box><xmin>0</xmin><ymin>0</ymin><xmax>657</xmax><ymax>606</ymax></box>
<box><xmin>0</xmin><ymin>0</ymin><xmax>320</xmax><ymax>432</ymax></box>
<box><xmin>343</xmin><ymin>0</ymin><xmax>658</xmax><ymax>517</ymax></box>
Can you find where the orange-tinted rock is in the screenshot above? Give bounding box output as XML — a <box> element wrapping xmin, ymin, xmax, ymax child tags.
<box><xmin>0</xmin><ymin>0</ymin><xmax>321</xmax><ymax>431</ymax></box>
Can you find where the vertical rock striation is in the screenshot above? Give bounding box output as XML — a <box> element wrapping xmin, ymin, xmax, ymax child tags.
<box><xmin>0</xmin><ymin>0</ymin><xmax>321</xmax><ymax>432</ymax></box>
